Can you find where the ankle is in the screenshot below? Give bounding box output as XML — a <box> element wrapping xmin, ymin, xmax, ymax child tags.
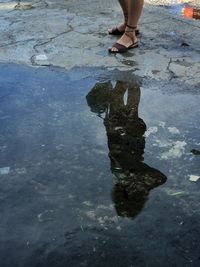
<box><xmin>126</xmin><ymin>24</ymin><xmax>137</xmax><ymax>31</ymax></box>
<box><xmin>117</xmin><ymin>22</ymin><xmax>126</xmax><ymax>31</ymax></box>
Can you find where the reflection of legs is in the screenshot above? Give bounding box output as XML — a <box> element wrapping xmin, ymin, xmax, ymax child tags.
<box><xmin>109</xmin><ymin>81</ymin><xmax>127</xmax><ymax>114</ymax></box>
<box><xmin>127</xmin><ymin>85</ymin><xmax>140</xmax><ymax>114</ymax></box>
<box><xmin>110</xmin><ymin>81</ymin><xmax>140</xmax><ymax>109</ymax></box>
<box><xmin>109</xmin><ymin>0</ymin><xmax>144</xmax><ymax>53</ymax></box>
<box><xmin>109</xmin><ymin>82</ymin><xmax>140</xmax><ymax>118</ymax></box>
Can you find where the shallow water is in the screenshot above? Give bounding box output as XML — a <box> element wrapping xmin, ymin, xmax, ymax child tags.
<box><xmin>0</xmin><ymin>64</ymin><xmax>199</xmax><ymax>267</ymax></box>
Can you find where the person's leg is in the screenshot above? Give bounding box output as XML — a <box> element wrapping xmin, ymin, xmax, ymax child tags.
<box><xmin>119</xmin><ymin>0</ymin><xmax>129</xmax><ymax>23</ymax></box>
<box><xmin>109</xmin><ymin>0</ymin><xmax>144</xmax><ymax>53</ymax></box>
<box><xmin>127</xmin><ymin>0</ymin><xmax>144</xmax><ymax>28</ymax></box>
<box><xmin>108</xmin><ymin>0</ymin><xmax>128</xmax><ymax>33</ymax></box>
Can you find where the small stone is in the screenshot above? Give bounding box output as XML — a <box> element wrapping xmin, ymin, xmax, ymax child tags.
<box><xmin>35</xmin><ymin>54</ymin><xmax>48</xmax><ymax>61</ymax></box>
<box><xmin>14</xmin><ymin>4</ymin><xmax>33</xmax><ymax>10</ymax></box>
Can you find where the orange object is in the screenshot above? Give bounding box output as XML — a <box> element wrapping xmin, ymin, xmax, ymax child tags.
<box><xmin>182</xmin><ymin>6</ymin><xmax>200</xmax><ymax>20</ymax></box>
<box><xmin>183</xmin><ymin>6</ymin><xmax>193</xmax><ymax>19</ymax></box>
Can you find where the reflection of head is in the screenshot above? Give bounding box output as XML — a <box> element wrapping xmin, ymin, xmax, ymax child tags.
<box><xmin>112</xmin><ymin>163</ymin><xmax>167</xmax><ymax>218</ymax></box>
<box><xmin>86</xmin><ymin>80</ymin><xmax>167</xmax><ymax>219</ymax></box>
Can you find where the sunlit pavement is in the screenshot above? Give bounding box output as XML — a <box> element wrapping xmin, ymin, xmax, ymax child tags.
<box><xmin>0</xmin><ymin>0</ymin><xmax>199</xmax><ymax>84</ymax></box>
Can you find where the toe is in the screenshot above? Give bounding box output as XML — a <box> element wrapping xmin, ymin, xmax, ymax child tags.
<box><xmin>112</xmin><ymin>47</ymin><xmax>118</xmax><ymax>52</ymax></box>
<box><xmin>108</xmin><ymin>46</ymin><xmax>118</xmax><ymax>53</ymax></box>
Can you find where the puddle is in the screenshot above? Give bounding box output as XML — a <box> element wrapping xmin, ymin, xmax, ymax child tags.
<box><xmin>0</xmin><ymin>63</ymin><xmax>199</xmax><ymax>267</ymax></box>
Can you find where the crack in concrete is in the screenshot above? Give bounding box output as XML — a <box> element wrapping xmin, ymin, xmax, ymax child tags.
<box><xmin>30</xmin><ymin>25</ymin><xmax>74</xmax><ymax>66</ymax></box>
<box><xmin>33</xmin><ymin>28</ymin><xmax>73</xmax><ymax>52</ymax></box>
<box><xmin>167</xmin><ymin>58</ymin><xmax>178</xmax><ymax>81</ymax></box>
<box><xmin>183</xmin><ymin>70</ymin><xmax>200</xmax><ymax>83</ymax></box>
<box><xmin>0</xmin><ymin>38</ymin><xmax>36</xmax><ymax>48</ymax></box>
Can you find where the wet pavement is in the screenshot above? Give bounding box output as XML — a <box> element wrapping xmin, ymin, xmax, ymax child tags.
<box><xmin>0</xmin><ymin>0</ymin><xmax>200</xmax><ymax>266</ymax></box>
<box><xmin>0</xmin><ymin>63</ymin><xmax>200</xmax><ymax>267</ymax></box>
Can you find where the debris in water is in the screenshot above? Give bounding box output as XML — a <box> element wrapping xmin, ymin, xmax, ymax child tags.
<box><xmin>189</xmin><ymin>175</ymin><xmax>200</xmax><ymax>182</ymax></box>
<box><xmin>158</xmin><ymin>121</ymin><xmax>166</xmax><ymax>128</ymax></box>
<box><xmin>145</xmin><ymin>127</ymin><xmax>158</xmax><ymax>137</ymax></box>
<box><xmin>82</xmin><ymin>201</ymin><xmax>93</xmax><ymax>206</ymax></box>
<box><xmin>170</xmin><ymin>191</ymin><xmax>185</xmax><ymax>196</ymax></box>
<box><xmin>14</xmin><ymin>3</ymin><xmax>33</xmax><ymax>10</ymax></box>
<box><xmin>0</xmin><ymin>167</ymin><xmax>10</xmax><ymax>175</ymax></box>
<box><xmin>191</xmin><ymin>149</ymin><xmax>200</xmax><ymax>155</ymax></box>
<box><xmin>161</xmin><ymin>141</ymin><xmax>187</xmax><ymax>159</ymax></box>
<box><xmin>168</xmin><ymin>127</ymin><xmax>180</xmax><ymax>134</ymax></box>
<box><xmin>15</xmin><ymin>167</ymin><xmax>27</xmax><ymax>174</ymax></box>
<box><xmin>37</xmin><ymin>210</ymin><xmax>54</xmax><ymax>222</ymax></box>
<box><xmin>181</xmin><ymin>42</ymin><xmax>190</xmax><ymax>47</ymax></box>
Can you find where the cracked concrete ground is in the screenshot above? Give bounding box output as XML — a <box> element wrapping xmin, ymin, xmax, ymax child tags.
<box><xmin>0</xmin><ymin>0</ymin><xmax>200</xmax><ymax>85</ymax></box>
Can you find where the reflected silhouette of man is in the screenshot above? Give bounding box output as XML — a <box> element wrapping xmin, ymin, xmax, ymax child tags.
<box><xmin>86</xmin><ymin>80</ymin><xmax>167</xmax><ymax>218</ymax></box>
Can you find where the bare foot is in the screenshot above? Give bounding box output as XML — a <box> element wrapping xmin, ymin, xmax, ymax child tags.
<box><xmin>108</xmin><ymin>22</ymin><xmax>126</xmax><ymax>34</ymax></box>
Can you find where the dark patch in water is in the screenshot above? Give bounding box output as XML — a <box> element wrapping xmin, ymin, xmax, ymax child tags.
<box><xmin>191</xmin><ymin>149</ymin><xmax>200</xmax><ymax>155</ymax></box>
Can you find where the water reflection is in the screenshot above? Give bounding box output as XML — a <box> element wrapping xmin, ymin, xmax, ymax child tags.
<box><xmin>86</xmin><ymin>80</ymin><xmax>167</xmax><ymax>218</ymax></box>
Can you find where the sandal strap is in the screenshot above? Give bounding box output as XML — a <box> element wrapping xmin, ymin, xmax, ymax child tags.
<box><xmin>126</xmin><ymin>24</ymin><xmax>137</xmax><ymax>30</ymax></box>
<box><xmin>125</xmin><ymin>24</ymin><xmax>137</xmax><ymax>42</ymax></box>
<box><xmin>124</xmin><ymin>32</ymin><xmax>135</xmax><ymax>43</ymax></box>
